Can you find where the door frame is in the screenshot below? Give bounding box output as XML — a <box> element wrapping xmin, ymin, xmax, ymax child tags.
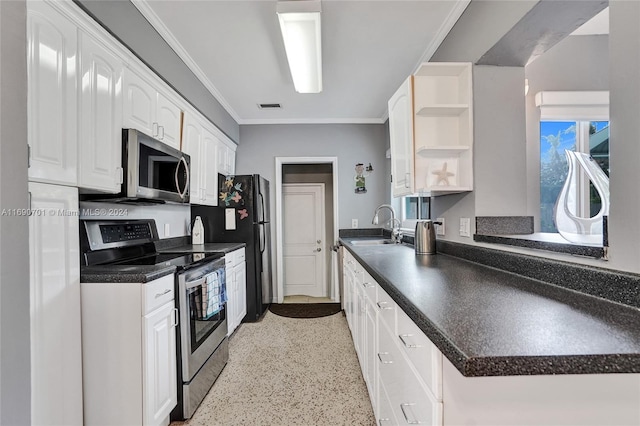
<box><xmin>282</xmin><ymin>183</ymin><xmax>326</xmax><ymax>298</ymax></box>
<box><xmin>275</xmin><ymin>157</ymin><xmax>339</xmax><ymax>303</ymax></box>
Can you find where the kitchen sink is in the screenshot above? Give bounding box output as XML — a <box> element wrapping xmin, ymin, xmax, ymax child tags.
<box><xmin>349</xmin><ymin>239</ymin><xmax>395</xmax><ymax>246</ymax></box>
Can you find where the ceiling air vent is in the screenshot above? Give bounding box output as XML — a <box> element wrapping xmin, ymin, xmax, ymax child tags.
<box><xmin>258</xmin><ymin>103</ymin><xmax>282</xmax><ymax>109</ymax></box>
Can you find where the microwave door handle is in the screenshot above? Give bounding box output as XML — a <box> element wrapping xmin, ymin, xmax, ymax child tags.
<box><xmin>175</xmin><ymin>156</ymin><xmax>189</xmax><ymax>200</ymax></box>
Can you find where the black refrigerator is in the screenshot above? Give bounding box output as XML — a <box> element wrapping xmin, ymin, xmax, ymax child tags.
<box><xmin>192</xmin><ymin>174</ymin><xmax>272</xmax><ymax>322</ymax></box>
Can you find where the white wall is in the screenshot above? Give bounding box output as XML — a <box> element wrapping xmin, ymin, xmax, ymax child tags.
<box><xmin>237</xmin><ymin>124</ymin><xmax>388</xmax><ymax>230</ymax></box>
<box><xmin>0</xmin><ymin>0</ymin><xmax>31</xmax><ymax>423</ymax></box>
<box><xmin>607</xmin><ymin>0</ymin><xmax>640</xmax><ymax>272</ymax></box>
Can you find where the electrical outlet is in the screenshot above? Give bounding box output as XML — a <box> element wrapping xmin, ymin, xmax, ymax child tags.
<box><xmin>352</xmin><ymin>219</ymin><xmax>358</xmax><ymax>228</ymax></box>
<box><xmin>164</xmin><ymin>223</ymin><xmax>171</xmax><ymax>237</ymax></box>
<box><xmin>459</xmin><ymin>218</ymin><xmax>471</xmax><ymax>237</ymax></box>
<box><xmin>436</xmin><ymin>218</ymin><xmax>445</xmax><ymax>236</ymax></box>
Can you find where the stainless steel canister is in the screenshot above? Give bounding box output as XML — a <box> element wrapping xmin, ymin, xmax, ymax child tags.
<box><xmin>415</xmin><ymin>220</ymin><xmax>437</xmax><ymax>254</ymax></box>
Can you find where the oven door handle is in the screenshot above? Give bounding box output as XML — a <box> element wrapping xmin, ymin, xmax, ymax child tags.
<box><xmin>186</xmin><ymin>276</ymin><xmax>207</xmax><ymax>290</ymax></box>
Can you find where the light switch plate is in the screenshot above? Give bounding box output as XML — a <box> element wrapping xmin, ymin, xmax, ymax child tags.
<box><xmin>436</xmin><ymin>218</ymin><xmax>445</xmax><ymax>236</ymax></box>
<box><xmin>459</xmin><ymin>218</ymin><xmax>471</xmax><ymax>237</ymax></box>
<box><xmin>225</xmin><ymin>208</ymin><xmax>236</xmax><ymax>230</ymax></box>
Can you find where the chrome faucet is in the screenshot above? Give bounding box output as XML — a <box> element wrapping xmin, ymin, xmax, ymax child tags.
<box><xmin>372</xmin><ymin>204</ymin><xmax>401</xmax><ymax>243</ymax></box>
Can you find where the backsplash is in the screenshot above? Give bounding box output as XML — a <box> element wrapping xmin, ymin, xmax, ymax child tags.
<box><xmin>79</xmin><ymin>201</ymin><xmax>191</xmax><ymax>239</ymax></box>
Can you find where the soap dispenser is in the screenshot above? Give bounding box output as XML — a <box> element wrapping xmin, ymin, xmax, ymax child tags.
<box><xmin>192</xmin><ymin>216</ymin><xmax>204</xmax><ymax>245</ymax></box>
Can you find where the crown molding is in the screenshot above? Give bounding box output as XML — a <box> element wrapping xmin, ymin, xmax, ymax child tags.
<box><xmin>131</xmin><ymin>0</ymin><xmax>242</xmax><ymax>124</ymax></box>
<box><xmin>239</xmin><ymin>117</ymin><xmax>386</xmax><ymax>125</ymax></box>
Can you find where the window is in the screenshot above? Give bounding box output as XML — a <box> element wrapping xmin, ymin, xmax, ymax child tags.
<box><xmin>540</xmin><ymin>120</ymin><xmax>610</xmax><ymax>233</ymax></box>
<box><xmin>402</xmin><ymin>196</ymin><xmax>430</xmax><ymax>220</ymax></box>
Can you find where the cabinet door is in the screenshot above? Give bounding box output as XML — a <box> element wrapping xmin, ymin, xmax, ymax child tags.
<box><xmin>234</xmin><ymin>261</ymin><xmax>247</xmax><ymax>325</ymax></box>
<box><xmin>201</xmin><ymin>127</ymin><xmax>219</xmax><ymax>206</ymax></box>
<box><xmin>365</xmin><ymin>300</ymin><xmax>378</xmax><ymax>411</ymax></box>
<box><xmin>216</xmin><ymin>141</ymin><xmax>229</xmax><ymax>176</ymax></box>
<box><xmin>78</xmin><ymin>32</ymin><xmax>124</xmax><ymax>193</ymax></box>
<box><xmin>226</xmin><ymin>263</ymin><xmax>237</xmax><ymax>335</ymax></box>
<box><xmin>143</xmin><ymin>302</ymin><xmax>178</xmax><ymax>426</ymax></box>
<box><xmin>27</xmin><ymin>1</ymin><xmax>78</xmax><ymax>186</ymax></box>
<box><xmin>227</xmin><ymin>147</ymin><xmax>236</xmax><ymax>176</ymax></box>
<box><xmin>388</xmin><ymin>76</ymin><xmax>415</xmax><ymax>197</ymax></box>
<box><xmin>29</xmin><ymin>182</ymin><xmax>82</xmax><ymax>425</ymax></box>
<box><xmin>182</xmin><ymin>114</ymin><xmax>202</xmax><ymax>202</ymax></box>
<box><xmin>156</xmin><ymin>91</ymin><xmax>182</xmax><ymax>149</ymax></box>
<box><xmin>124</xmin><ymin>68</ymin><xmax>156</xmax><ymax>137</ymax></box>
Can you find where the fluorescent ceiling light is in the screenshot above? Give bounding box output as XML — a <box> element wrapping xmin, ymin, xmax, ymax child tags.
<box><xmin>277</xmin><ymin>0</ymin><xmax>322</xmax><ymax>93</ymax></box>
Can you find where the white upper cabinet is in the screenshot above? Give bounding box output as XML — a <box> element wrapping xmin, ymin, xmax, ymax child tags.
<box><xmin>202</xmin><ymin>126</ymin><xmax>220</xmax><ymax>205</ymax></box>
<box><xmin>78</xmin><ymin>32</ymin><xmax>124</xmax><ymax>193</ymax></box>
<box><xmin>388</xmin><ymin>62</ymin><xmax>473</xmax><ymax>197</ymax></box>
<box><xmin>216</xmin><ymin>136</ymin><xmax>237</xmax><ymax>177</ymax></box>
<box><xmin>413</xmin><ymin>62</ymin><xmax>473</xmax><ymax>195</ymax></box>
<box><xmin>388</xmin><ymin>77</ymin><xmax>415</xmax><ymax>197</ymax></box>
<box><xmin>156</xmin><ymin>91</ymin><xmax>182</xmax><ymax>149</ymax></box>
<box><xmin>27</xmin><ymin>1</ymin><xmax>78</xmax><ymax>186</ymax></box>
<box><xmin>182</xmin><ymin>112</ymin><xmax>203</xmax><ymax>202</ymax></box>
<box><xmin>182</xmin><ymin>111</ymin><xmax>218</xmax><ymax>206</ymax></box>
<box><xmin>124</xmin><ymin>67</ymin><xmax>183</xmax><ymax>150</ymax></box>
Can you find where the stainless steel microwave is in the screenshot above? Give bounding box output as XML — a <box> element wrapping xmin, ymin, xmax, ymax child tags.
<box><xmin>122</xmin><ymin>128</ymin><xmax>190</xmax><ymax>203</ymax></box>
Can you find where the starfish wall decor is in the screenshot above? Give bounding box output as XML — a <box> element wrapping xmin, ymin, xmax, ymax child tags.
<box><xmin>432</xmin><ymin>162</ymin><xmax>455</xmax><ymax>186</ymax></box>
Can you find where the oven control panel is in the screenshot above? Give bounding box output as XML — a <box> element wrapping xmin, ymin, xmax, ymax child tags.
<box><xmin>82</xmin><ymin>219</ymin><xmax>159</xmax><ymax>251</ymax></box>
<box><xmin>100</xmin><ymin>223</ymin><xmax>153</xmax><ymax>243</ymax></box>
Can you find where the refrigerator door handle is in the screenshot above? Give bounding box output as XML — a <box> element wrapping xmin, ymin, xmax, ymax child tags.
<box><xmin>259</xmin><ymin>223</ymin><xmax>265</xmax><ymax>253</ymax></box>
<box><xmin>258</xmin><ymin>191</ymin><xmax>265</xmax><ymax>223</ymax></box>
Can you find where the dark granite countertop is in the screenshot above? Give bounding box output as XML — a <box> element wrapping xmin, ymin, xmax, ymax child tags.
<box><xmin>341</xmin><ymin>238</ymin><xmax>640</xmax><ymax>377</ymax></box>
<box><xmin>81</xmin><ymin>264</ymin><xmax>176</xmax><ymax>283</ymax></box>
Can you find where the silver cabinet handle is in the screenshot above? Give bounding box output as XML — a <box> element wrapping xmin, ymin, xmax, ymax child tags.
<box><xmin>399</xmin><ymin>334</ymin><xmax>421</xmax><ymax>349</ymax></box>
<box><xmin>377</xmin><ymin>352</ymin><xmax>394</xmax><ymax>364</ymax></box>
<box><xmin>152</xmin><ymin>122</ymin><xmax>159</xmax><ymax>137</ymax></box>
<box><xmin>377</xmin><ymin>301</ymin><xmax>393</xmax><ymax>310</ymax></box>
<box><xmin>160</xmin><ymin>125</ymin><xmax>165</xmax><ymax>140</ymax></box>
<box><xmin>315</xmin><ymin>247</ymin><xmax>322</xmax><ymax>252</ymax></box>
<box><xmin>405</xmin><ymin>172</ymin><xmax>410</xmax><ymax>188</ymax></box>
<box><xmin>317</xmin><ymin>239</ymin><xmax>322</xmax><ymax>244</ymax></box>
<box><xmin>400</xmin><ymin>403</ymin><xmax>420</xmax><ymax>424</ymax></box>
<box><xmin>172</xmin><ymin>308</ymin><xmax>179</xmax><ymax>327</ymax></box>
<box><xmin>362</xmin><ymin>282</ymin><xmax>374</xmax><ymax>288</ymax></box>
<box><xmin>155</xmin><ymin>288</ymin><xmax>171</xmax><ymax>298</ymax></box>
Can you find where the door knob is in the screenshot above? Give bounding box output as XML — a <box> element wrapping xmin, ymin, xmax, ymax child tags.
<box><xmin>315</xmin><ymin>247</ymin><xmax>322</xmax><ymax>252</ymax></box>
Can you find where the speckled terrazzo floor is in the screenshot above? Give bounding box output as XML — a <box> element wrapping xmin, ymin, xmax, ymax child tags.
<box><xmin>172</xmin><ymin>311</ymin><xmax>375</xmax><ymax>426</ymax></box>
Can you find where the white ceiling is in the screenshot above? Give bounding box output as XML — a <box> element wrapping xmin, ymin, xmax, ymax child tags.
<box><xmin>133</xmin><ymin>0</ymin><xmax>470</xmax><ymax>124</ymax></box>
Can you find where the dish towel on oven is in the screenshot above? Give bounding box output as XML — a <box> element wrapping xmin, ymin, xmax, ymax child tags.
<box><xmin>200</xmin><ymin>270</ymin><xmax>227</xmax><ymax>319</ymax></box>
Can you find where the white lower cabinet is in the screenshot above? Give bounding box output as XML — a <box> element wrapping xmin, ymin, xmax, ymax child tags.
<box><xmin>343</xmin><ymin>250</ymin><xmax>640</xmax><ymax>426</ymax></box>
<box><xmin>29</xmin><ymin>182</ymin><xmax>83</xmax><ymax>425</ymax></box>
<box><xmin>226</xmin><ymin>248</ymin><xmax>247</xmax><ymax>335</ymax></box>
<box><xmin>81</xmin><ymin>274</ymin><xmax>178</xmax><ymax>426</ymax></box>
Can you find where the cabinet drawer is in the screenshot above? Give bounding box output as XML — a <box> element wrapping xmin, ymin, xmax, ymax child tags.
<box><xmin>361</xmin><ymin>270</ymin><xmax>377</xmax><ymax>304</ymax></box>
<box><xmin>397</xmin><ymin>308</ymin><xmax>443</xmax><ymax>400</ymax></box>
<box><xmin>377</xmin><ymin>379</ymin><xmax>399</xmax><ymax>426</ymax></box>
<box><xmin>377</xmin><ymin>286</ymin><xmax>396</xmax><ymax>331</ymax></box>
<box><xmin>143</xmin><ymin>275</ymin><xmax>175</xmax><ymax>314</ymax></box>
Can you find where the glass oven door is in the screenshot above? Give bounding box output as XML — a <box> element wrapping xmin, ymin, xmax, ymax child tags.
<box><xmin>178</xmin><ymin>259</ymin><xmax>227</xmax><ymax>381</ymax></box>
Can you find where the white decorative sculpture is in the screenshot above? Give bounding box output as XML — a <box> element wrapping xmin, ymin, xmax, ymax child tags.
<box><xmin>554</xmin><ymin>150</ymin><xmax>609</xmax><ymax>245</ymax></box>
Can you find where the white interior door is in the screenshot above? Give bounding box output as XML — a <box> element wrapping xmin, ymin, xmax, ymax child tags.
<box><xmin>283</xmin><ymin>184</ymin><xmax>326</xmax><ymax>297</ymax></box>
